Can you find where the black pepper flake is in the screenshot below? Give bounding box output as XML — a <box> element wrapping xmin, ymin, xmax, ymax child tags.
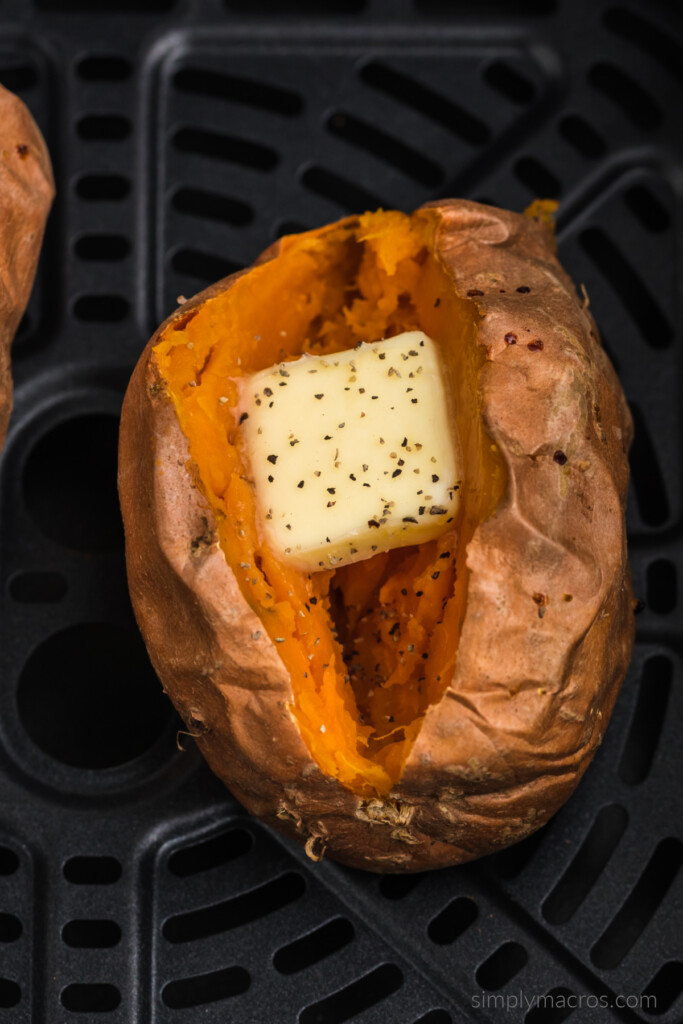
<box><xmin>553</xmin><ymin>450</ymin><xmax>567</xmax><ymax>465</ymax></box>
<box><xmin>392</xmin><ymin>469</ymin><xmax>402</xmax><ymax>478</ymax></box>
<box><xmin>378</xmin><ymin>352</ymin><xmax>386</xmax><ymax>360</ymax></box>
<box><xmin>440</xmin><ymin>551</ymin><xmax>450</xmax><ymax>559</ymax></box>
<box><xmin>422</xmin><ymin>652</ymin><xmax>429</xmax><ymax>660</ymax></box>
<box><xmin>418</xmin><ymin>506</ymin><xmax>426</xmax><ymax>515</ymax></box>
<box><xmin>324</xmin><ymin>435</ymin><xmax>332</xmax><ymax>440</ymax></box>
<box><xmin>408</xmin><ymin>350</ymin><xmax>418</xmax><ymax>356</ymax></box>
<box><xmin>430</xmin><ymin>505</ymin><xmax>447</xmax><ymax>515</ymax></box>
<box><xmin>338</xmin><ymin>422</ymin><xmax>345</xmax><ymax>428</ymax></box>
<box><xmin>504</xmin><ymin>332</ymin><xmax>517</xmax><ymax>345</ymax></box>
<box><xmin>314</xmin><ymin>393</ymin><xmax>324</xmax><ymax>400</ymax></box>
<box><xmin>279</xmin><ymin>381</ymin><xmax>287</xmax><ymax>387</ymax></box>
<box><xmin>297</xmin><ymin>480</ymin><xmax>304</xmax><ymax>488</ymax></box>
<box><xmin>239</xmin><ymin>412</ymin><xmax>249</xmax><ymax>424</ymax></box>
<box><xmin>434</xmin><ymin>297</ymin><xmax>441</xmax><ymax>307</ymax></box>
<box><xmin>401</xmin><ymin>437</ymin><xmax>407</xmax><ymax>448</ymax></box>
<box><xmin>363</xmin><ymin>483</ymin><xmax>371</xmax><ymax>487</ymax></box>
<box><xmin>286</xmin><ymin>524</ymin><xmax>292</xmax><ymax>530</ymax></box>
<box><xmin>517</xmin><ymin>285</ymin><xmax>531</xmax><ymax>293</ymax></box>
<box><xmin>368</xmin><ymin>519</ymin><xmax>380</xmax><ymax>528</ymax></box>
<box><xmin>389</xmin><ymin>622</ymin><xmax>400</xmax><ymax>635</ymax></box>
<box><xmin>432</xmin><ymin>474</ymin><xmax>439</xmax><ymax>482</ymax></box>
<box><xmin>432</xmin><ymin>571</ymin><xmax>440</xmax><ymax>580</ymax></box>
<box><xmin>290</xmin><ymin>439</ymin><xmax>299</xmax><ymax>446</ymax></box>
<box><xmin>267</xmin><ymin>454</ymin><xmax>278</xmax><ymax>464</ymax></box>
<box><xmin>264</xmin><ymin>387</ymin><xmax>273</xmax><ymax>396</ymax></box>
<box><xmin>403</xmin><ymin>516</ymin><xmax>417</xmax><ymax>523</ymax></box>
<box><xmin>398</xmin><ymin>459</ymin><xmax>404</xmax><ymax>467</ymax></box>
<box><xmin>359</xmin><ymin>387</ymin><xmax>365</xmax><ymax>393</ymax></box>
<box><xmin>371</xmin><ymin>395</ymin><xmax>378</xmax><ymax>399</ymax></box>
<box><xmin>411</xmin><ymin>398</ymin><xmax>418</xmax><ymax>404</ymax></box>
<box><xmin>528</xmin><ymin>339</ymin><xmax>544</xmax><ymax>351</ymax></box>
<box><xmin>279</xmin><ymin>369</ymin><xmax>290</xmax><ymax>377</ymax></box>
<box><xmin>467</xmin><ymin>288</ymin><xmax>484</xmax><ymax>296</ymax></box>
<box><xmin>327</xmin><ymin>501</ymin><xmax>336</xmax><ymax>507</ymax></box>
<box><xmin>327</xmin><ymin>487</ymin><xmax>336</xmax><ymax>494</ymax></box>
<box><xmin>416</xmin><ymin>590</ymin><xmax>423</xmax><ymax>596</ymax></box>
<box><xmin>268</xmin><ymin>475</ymin><xmax>274</xmax><ymax>482</ymax></box>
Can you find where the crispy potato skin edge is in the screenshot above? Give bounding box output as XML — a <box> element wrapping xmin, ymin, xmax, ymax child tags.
<box><xmin>0</xmin><ymin>85</ymin><xmax>55</xmax><ymax>447</ymax></box>
<box><xmin>118</xmin><ymin>201</ymin><xmax>634</xmax><ymax>872</ymax></box>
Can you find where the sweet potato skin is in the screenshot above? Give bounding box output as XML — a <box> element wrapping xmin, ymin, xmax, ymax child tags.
<box><xmin>0</xmin><ymin>85</ymin><xmax>54</xmax><ymax>446</ymax></box>
<box><xmin>119</xmin><ymin>200</ymin><xmax>634</xmax><ymax>872</ymax></box>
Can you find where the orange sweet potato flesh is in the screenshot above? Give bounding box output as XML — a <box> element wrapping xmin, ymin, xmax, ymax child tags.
<box><xmin>119</xmin><ymin>200</ymin><xmax>634</xmax><ymax>871</ymax></box>
<box><xmin>0</xmin><ymin>85</ymin><xmax>54</xmax><ymax>446</ymax></box>
<box><xmin>153</xmin><ymin>209</ymin><xmax>505</xmax><ymax>795</ymax></box>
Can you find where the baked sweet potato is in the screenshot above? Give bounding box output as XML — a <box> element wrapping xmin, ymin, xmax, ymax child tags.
<box><xmin>119</xmin><ymin>201</ymin><xmax>634</xmax><ymax>871</ymax></box>
<box><xmin>0</xmin><ymin>84</ymin><xmax>54</xmax><ymax>447</ymax></box>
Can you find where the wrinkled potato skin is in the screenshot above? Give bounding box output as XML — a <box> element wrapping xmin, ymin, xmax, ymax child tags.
<box><xmin>0</xmin><ymin>85</ymin><xmax>54</xmax><ymax>446</ymax></box>
<box><xmin>119</xmin><ymin>200</ymin><xmax>634</xmax><ymax>872</ymax></box>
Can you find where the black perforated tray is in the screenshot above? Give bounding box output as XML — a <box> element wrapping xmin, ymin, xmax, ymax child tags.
<box><xmin>0</xmin><ymin>1</ymin><xmax>681</xmax><ymax>1021</ymax></box>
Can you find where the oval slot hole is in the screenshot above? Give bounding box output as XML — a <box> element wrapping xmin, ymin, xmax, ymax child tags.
<box><xmin>646</xmin><ymin>561</ymin><xmax>676</xmax><ymax>615</ymax></box>
<box><xmin>76</xmin><ymin>115</ymin><xmax>131</xmax><ymax>141</ymax></box>
<box><xmin>274</xmin><ymin>917</ymin><xmax>354</xmax><ymax>975</ymax></box>
<box><xmin>299</xmin><ymin>963</ymin><xmax>403</xmax><ymax>1024</ymax></box>
<box><xmin>0</xmin><ymin>979</ymin><xmax>20</xmax><ymax>1008</ymax></box>
<box><xmin>591</xmin><ymin>837</ymin><xmax>683</xmax><ymax>969</ymax></box>
<box><xmin>0</xmin><ymin>848</ymin><xmax>19</xmax><ymax>876</ymax></box>
<box><xmin>619</xmin><ymin>655</ymin><xmax>673</xmax><ymax>785</ymax></box>
<box><xmin>542</xmin><ymin>805</ymin><xmax>628</xmax><ymax>924</ymax></box>
<box><xmin>61</xmin><ymin>983</ymin><xmax>121</xmax><ymax>1012</ymax></box>
<box><xmin>76</xmin><ymin>174</ymin><xmax>130</xmax><ymax>201</ymax></box>
<box><xmin>62</xmin><ymin>919</ymin><xmax>121</xmax><ymax>948</ymax></box>
<box><xmin>168</xmin><ymin>828</ymin><xmax>252</xmax><ymax>876</ymax></box>
<box><xmin>428</xmin><ymin>896</ymin><xmax>477</xmax><ymax>945</ymax></box>
<box><xmin>641</xmin><ymin>961</ymin><xmax>683</xmax><ymax>1016</ymax></box>
<box><xmin>163</xmin><ymin>872</ymin><xmax>306</xmax><ymax>943</ymax></box>
<box><xmin>327</xmin><ymin>111</ymin><xmax>443</xmax><ymax>187</ymax></box>
<box><xmin>579</xmin><ymin>227</ymin><xmax>673</xmax><ymax>349</ymax></box>
<box><xmin>558</xmin><ymin>114</ymin><xmax>605</xmax><ymax>158</ymax></box>
<box><xmin>476</xmin><ymin>942</ymin><xmax>528</xmax><ymax>990</ymax></box>
<box><xmin>162</xmin><ymin>965</ymin><xmax>250</xmax><ymax>1009</ymax></box>
<box><xmin>360</xmin><ymin>61</ymin><xmax>490</xmax><ymax>145</ymax></box>
<box><xmin>0</xmin><ymin>914</ymin><xmax>22</xmax><ymax>943</ymax></box>
<box><xmin>74</xmin><ymin>235</ymin><xmax>130</xmax><ymax>261</ymax></box>
<box><xmin>301</xmin><ymin>166</ymin><xmax>384</xmax><ymax>214</ymax></box>
<box><xmin>525</xmin><ymin>987</ymin><xmax>575</xmax><ymax>1023</ymax></box>
<box><xmin>63</xmin><ymin>856</ymin><xmax>122</xmax><ymax>885</ymax></box>
<box><xmin>173</xmin><ymin>67</ymin><xmax>303</xmax><ymax>115</ymax></box>
<box><xmin>77</xmin><ymin>56</ymin><xmax>132</xmax><ymax>81</ymax></box>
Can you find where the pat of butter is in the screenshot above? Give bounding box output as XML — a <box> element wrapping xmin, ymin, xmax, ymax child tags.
<box><xmin>239</xmin><ymin>331</ymin><xmax>461</xmax><ymax>572</ymax></box>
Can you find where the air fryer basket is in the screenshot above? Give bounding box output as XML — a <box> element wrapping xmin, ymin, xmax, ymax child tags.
<box><xmin>0</xmin><ymin>1</ymin><xmax>681</xmax><ymax>1021</ymax></box>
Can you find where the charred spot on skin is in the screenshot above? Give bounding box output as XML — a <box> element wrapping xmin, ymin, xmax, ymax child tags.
<box><xmin>532</xmin><ymin>593</ymin><xmax>548</xmax><ymax>618</ymax></box>
<box><xmin>504</xmin><ymin>332</ymin><xmax>517</xmax><ymax>345</ymax></box>
<box><xmin>527</xmin><ymin>339</ymin><xmax>544</xmax><ymax>352</ymax></box>
<box><xmin>190</xmin><ymin>515</ymin><xmax>215</xmax><ymax>554</ymax></box>
<box><xmin>467</xmin><ymin>289</ymin><xmax>484</xmax><ymax>297</ymax></box>
<box><xmin>16</xmin><ymin>143</ymin><xmax>29</xmax><ymax>159</ymax></box>
<box><xmin>553</xmin><ymin>450</ymin><xmax>567</xmax><ymax>465</ymax></box>
<box><xmin>517</xmin><ymin>285</ymin><xmax>531</xmax><ymax>293</ymax></box>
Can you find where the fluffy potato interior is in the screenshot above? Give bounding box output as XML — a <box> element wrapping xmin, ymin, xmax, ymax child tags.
<box><xmin>154</xmin><ymin>209</ymin><xmax>505</xmax><ymax>796</ymax></box>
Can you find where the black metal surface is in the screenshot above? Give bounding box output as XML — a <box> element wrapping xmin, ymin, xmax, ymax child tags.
<box><xmin>0</xmin><ymin>1</ymin><xmax>681</xmax><ymax>1021</ymax></box>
